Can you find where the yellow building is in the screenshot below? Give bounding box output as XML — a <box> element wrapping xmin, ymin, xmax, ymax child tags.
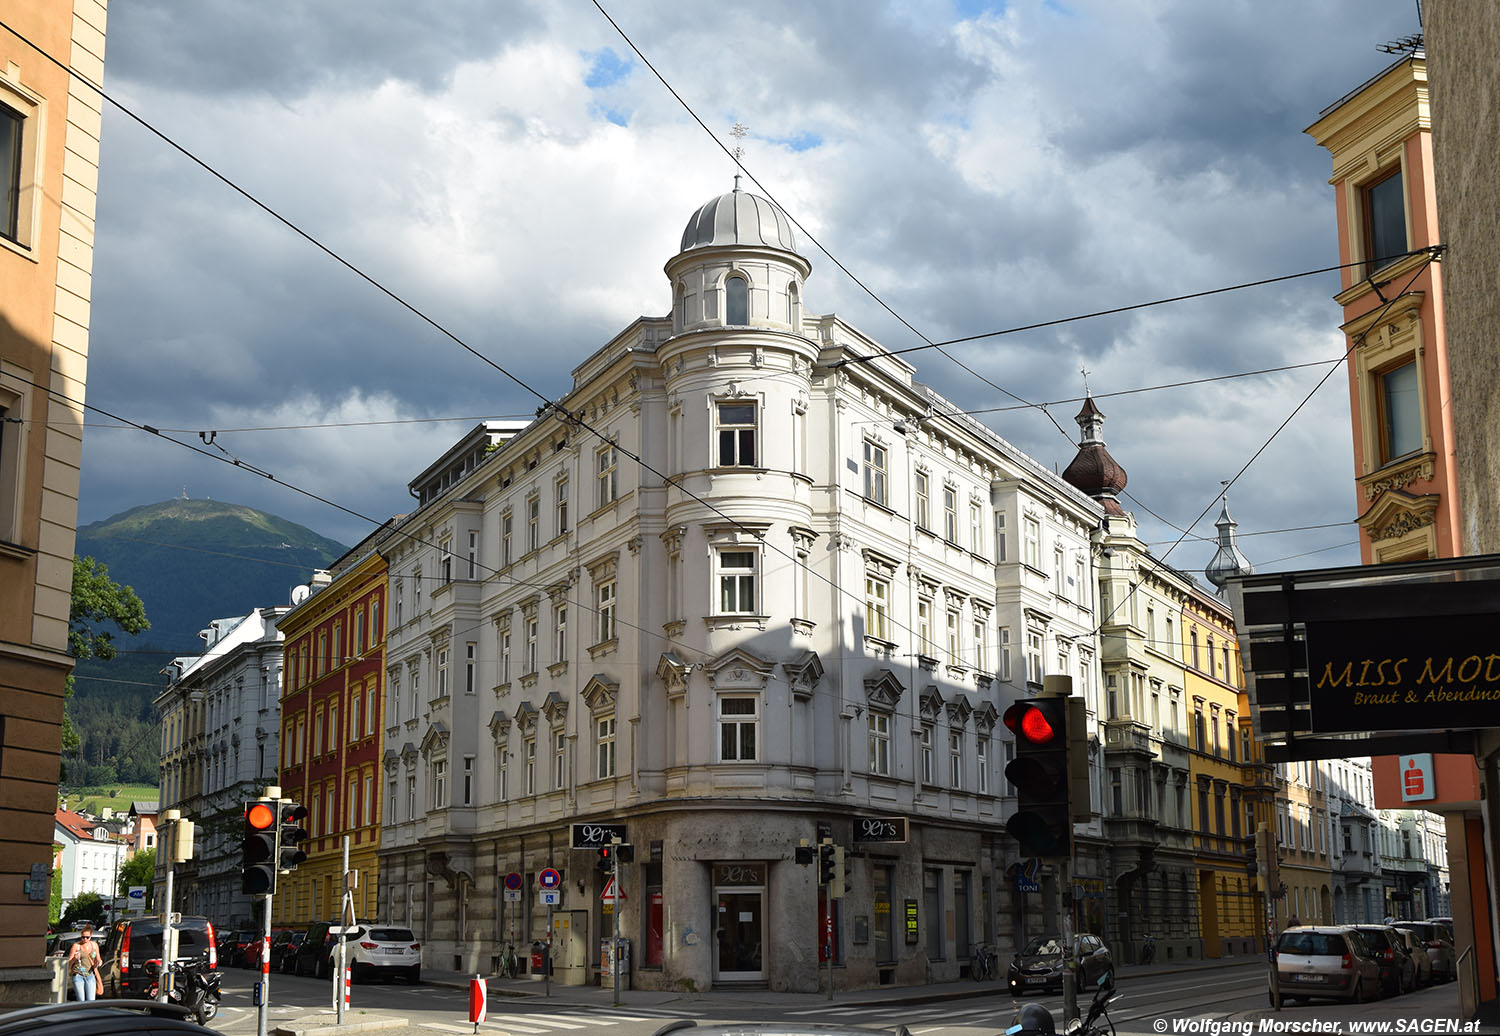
<box><xmin>274</xmin><ymin>542</ymin><xmax>389</xmax><ymax>927</ymax></box>
<box><xmin>1182</xmin><ymin>582</ymin><xmax>1260</xmax><ymax>957</ymax></box>
<box><xmin>1277</xmin><ymin>758</ymin><xmax>1334</xmax><ymax>928</ymax></box>
<box><xmin>0</xmin><ymin>0</ymin><xmax>109</xmax><ymax>1001</ymax></box>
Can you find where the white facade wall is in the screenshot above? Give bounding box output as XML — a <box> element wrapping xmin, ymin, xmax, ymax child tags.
<box><xmin>376</xmin><ymin>193</ymin><xmax>1104</xmax><ymax>992</ymax></box>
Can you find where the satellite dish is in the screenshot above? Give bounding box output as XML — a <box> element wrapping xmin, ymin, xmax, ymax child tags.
<box><xmin>290</xmin><ymin>585</ymin><xmax>310</xmax><ymax>605</ymax></box>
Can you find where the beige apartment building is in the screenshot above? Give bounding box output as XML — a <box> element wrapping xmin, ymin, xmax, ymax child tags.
<box><xmin>0</xmin><ymin>0</ymin><xmax>109</xmax><ymax>1002</ymax></box>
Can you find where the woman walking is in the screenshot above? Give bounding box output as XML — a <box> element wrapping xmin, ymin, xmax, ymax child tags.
<box><xmin>67</xmin><ymin>924</ymin><xmax>103</xmax><ymax>1001</ymax></box>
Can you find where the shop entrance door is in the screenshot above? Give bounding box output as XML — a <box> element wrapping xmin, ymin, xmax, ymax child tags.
<box><xmin>714</xmin><ymin>890</ymin><xmax>764</xmax><ymax>981</ymax></box>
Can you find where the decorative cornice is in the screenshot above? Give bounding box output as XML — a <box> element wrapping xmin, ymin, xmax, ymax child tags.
<box><xmin>1359</xmin><ymin>452</ymin><xmax>1435</xmax><ymax>501</ymax></box>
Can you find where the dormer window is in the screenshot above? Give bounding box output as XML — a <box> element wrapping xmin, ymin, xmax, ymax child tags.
<box><xmin>725</xmin><ymin>275</ymin><xmax>749</xmax><ymax>325</ymax></box>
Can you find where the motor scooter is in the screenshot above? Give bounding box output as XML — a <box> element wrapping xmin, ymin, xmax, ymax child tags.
<box><xmin>143</xmin><ymin>953</ymin><xmax>222</xmax><ymax>1025</ymax></box>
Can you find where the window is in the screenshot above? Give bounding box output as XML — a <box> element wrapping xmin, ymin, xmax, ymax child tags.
<box><xmin>554</xmin><ymin>731</ymin><xmax>566</xmax><ymax>790</ymax></box>
<box><xmin>436</xmin><ymin>648</ymin><xmax>449</xmax><ymax>699</ymax></box>
<box><xmin>351</xmin><ymin>691</ymin><xmax>362</xmax><ymax>742</ymax></box>
<box><xmin>946</xmin><ymin>608</ymin><xmax>961</xmax><ymax>663</ymax></box>
<box><xmin>597</xmin><ymin>444</ymin><xmax>618</xmax><ymax>506</ymax></box>
<box><xmin>863</xmin><ymin>439</ymin><xmax>887</xmax><ymax>505</ymax></box>
<box><xmin>501</xmin><ymin>513</ymin><xmax>513</xmax><ymax>566</ymax></box>
<box><xmin>717</xmin><ymin>549</ymin><xmax>757</xmax><ymax>614</ymax></box>
<box><xmin>525</xmin><ymin>616</ymin><xmax>538</xmax><ymax>673</ymax></box>
<box><xmin>556</xmin><ymin>477</ymin><xmax>569</xmax><ymax>535</ymax></box>
<box><xmin>354</xmin><ymin>609</ymin><xmax>365</xmax><ymax>656</ymax></box>
<box><xmin>949</xmin><ymin>732</ymin><xmax>963</xmax><ymax>788</ymax></box>
<box><xmin>718</xmin><ymin>695</ymin><xmax>759</xmax><ymax>762</ymax></box>
<box><xmin>371</xmin><ymin>600</ymin><xmax>380</xmax><ymax>645</ymax></box>
<box><xmin>995</xmin><ymin>511</ymin><xmax>1007</xmax><ymax>561</ymax></box>
<box><xmin>970</xmin><ymin>503</ymin><xmax>982</xmax><ymax>554</ymax></box>
<box><xmin>943</xmin><ymin>486</ymin><xmax>958</xmax><ymax>542</ymax></box>
<box><xmin>468</xmin><ymin>531</ymin><xmax>478</xmax><ymax>579</ymax></box>
<box><xmin>0</xmin><ymin>104</ymin><xmax>22</xmax><ymax>243</ymax></box>
<box><xmin>977</xmin><ymin>737</ymin><xmax>989</xmax><ymax>794</ymax></box>
<box><xmin>527</xmin><ymin>494</ymin><xmax>540</xmax><ymax>553</ymax></box>
<box><xmin>999</xmin><ymin>627</ymin><xmax>1012</xmax><ymax>681</ymax></box>
<box><xmin>972</xmin><ymin>619</ymin><xmax>986</xmax><ymax>671</ymax></box>
<box><xmin>915</xmin><ymin>471</ymin><xmax>931</xmax><ymax>530</ymax></box>
<box><xmin>1377</xmin><ymin>360</ymin><xmax>1421</xmax><ymax>462</ymax></box>
<box><xmin>598</xmin><ymin>580</ymin><xmax>617</xmax><ymax>642</ymax></box>
<box><xmin>717</xmin><ymin>402</ymin><xmax>757</xmax><ymax>466</ymax></box>
<box><xmin>597</xmin><ymin>716</ymin><xmax>617</xmax><ymax>779</ymax></box>
<box><xmin>1026</xmin><ymin>631</ymin><xmax>1044</xmax><ymax>685</ymax></box>
<box><xmin>317</xmin><ymin>633</ymin><xmax>328</xmax><ymax>677</ymax></box>
<box><xmin>1364</xmin><ymin>168</ymin><xmax>1406</xmax><ymax>273</ymax></box>
<box><xmin>440</xmin><ymin>538</ymin><xmax>453</xmax><ymax>584</ymax></box>
<box><xmin>413</xmin><ymin>567</ymin><xmax>422</xmax><ymax>612</ymax></box>
<box><xmin>464</xmin><ymin>643</ymin><xmax>477</xmax><ymax>694</ymax></box>
<box><xmin>725</xmin><ymin>275</ymin><xmax>749</xmax><ymax>324</ymax></box>
<box><xmin>499</xmin><ymin>630</ymin><xmax>511</xmax><ymax>685</ymax></box>
<box><xmin>919</xmin><ymin>725</ymin><xmax>934</xmax><ymax>784</ymax></box>
<box><xmin>1023</xmin><ymin>516</ymin><xmax>1041</xmax><ymax>568</ymax></box>
<box><xmin>868</xmin><ymin>712</ymin><xmax>891</xmax><ymax>776</ymax></box>
<box><xmin>432</xmin><ymin>759</ymin><xmax>448</xmax><ymax>809</ymax></box>
<box><xmin>313</xmin><ymin>710</ymin><xmax>325</xmax><ymax>757</ymax></box>
<box><xmin>1226</xmin><ymin>712</ymin><xmax>1237</xmax><ymax>762</ymax></box>
<box><xmin>406</xmin><ymin>776</ymin><xmax>416</xmax><ymax>817</ymax></box>
<box><xmin>524</xmin><ymin>738</ymin><xmax>536</xmax><ymax>795</ymax></box>
<box><xmin>865</xmin><ymin>576</ymin><xmax>890</xmax><ymax>641</ymax></box>
<box><xmin>553</xmin><ymin>602</ymin><xmax>567</xmax><ymax>662</ymax></box>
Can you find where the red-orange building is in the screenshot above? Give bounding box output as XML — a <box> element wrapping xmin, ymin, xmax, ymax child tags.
<box><xmin>274</xmin><ymin>539</ymin><xmax>389</xmax><ymax>926</ymax></box>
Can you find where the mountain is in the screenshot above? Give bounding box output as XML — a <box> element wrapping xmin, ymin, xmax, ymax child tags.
<box><xmin>66</xmin><ymin>499</ymin><xmax>348</xmax><ymax>786</ymax></box>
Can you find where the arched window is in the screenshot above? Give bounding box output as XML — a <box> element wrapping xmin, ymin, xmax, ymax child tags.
<box><xmin>788</xmin><ymin>282</ymin><xmax>801</xmax><ymax>331</ymax></box>
<box><xmin>725</xmin><ymin>275</ymin><xmax>748</xmax><ymax>325</ymax></box>
<box><xmin>675</xmin><ymin>284</ymin><xmax>685</xmax><ymax>332</ymax></box>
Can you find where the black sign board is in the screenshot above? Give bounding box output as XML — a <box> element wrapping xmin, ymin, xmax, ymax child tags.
<box><xmin>1305</xmin><ymin>615</ymin><xmax>1500</xmax><ymax>733</ymax></box>
<box><xmin>852</xmin><ymin>816</ymin><xmax>908</xmax><ymax>843</ymax></box>
<box><xmin>570</xmin><ymin>822</ymin><xmax>627</xmax><ymax>849</ymax></box>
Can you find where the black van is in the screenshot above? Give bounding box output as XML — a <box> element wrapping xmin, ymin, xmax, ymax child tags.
<box><xmin>98</xmin><ymin>916</ymin><xmax>218</xmax><ymax>998</ymax></box>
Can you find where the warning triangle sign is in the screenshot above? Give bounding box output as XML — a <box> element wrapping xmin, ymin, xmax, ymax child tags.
<box><xmin>601</xmin><ymin>876</ymin><xmax>626</xmax><ymax>902</ymax></box>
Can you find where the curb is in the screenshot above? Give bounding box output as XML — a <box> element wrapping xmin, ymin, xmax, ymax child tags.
<box><xmin>272</xmin><ymin>1012</ymin><xmax>410</xmax><ymax>1035</ymax></box>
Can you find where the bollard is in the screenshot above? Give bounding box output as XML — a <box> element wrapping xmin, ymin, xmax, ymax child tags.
<box><xmin>343</xmin><ymin>967</ymin><xmax>351</xmax><ymax>1011</ymax></box>
<box><xmin>468</xmin><ymin>974</ymin><xmax>487</xmax><ymax>1033</ymax></box>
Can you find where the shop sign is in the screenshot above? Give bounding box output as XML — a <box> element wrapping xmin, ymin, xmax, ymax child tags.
<box><xmin>1305</xmin><ymin>616</ymin><xmax>1500</xmax><ymax>733</ymax></box>
<box><xmin>904</xmin><ymin>900</ymin><xmax>919</xmax><ymax>944</ymax></box>
<box><xmin>853</xmin><ymin>816</ymin><xmax>908</xmax><ymax>843</ymax></box>
<box><xmin>1016</xmin><ymin>858</ymin><xmax>1041</xmax><ymax>894</ymax></box>
<box><xmin>1400</xmin><ymin>753</ymin><xmax>1436</xmax><ymax>802</ymax></box>
<box><xmin>571</xmin><ymin>822</ymin><xmax>627</xmax><ymax>849</ymax></box>
<box><xmin>712</xmin><ymin>863</ymin><xmax>764</xmax><ymax>886</ymax></box>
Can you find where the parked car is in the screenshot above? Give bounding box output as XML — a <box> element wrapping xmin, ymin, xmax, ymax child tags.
<box><xmin>274</xmin><ymin>929</ymin><xmax>306</xmax><ymax>974</ymax></box>
<box><xmin>1393</xmin><ymin>922</ymin><xmax>1457</xmax><ymax>982</ymax></box>
<box><xmin>98</xmin><ymin>916</ymin><xmax>218</xmax><ymax>999</ymax></box>
<box><xmin>293</xmin><ymin>922</ymin><xmax>336</xmax><ymax>978</ymax></box>
<box><xmin>1391</xmin><ymin>926</ymin><xmax>1434</xmax><ymax>986</ymax></box>
<box><xmin>1270</xmin><ymin>926</ymin><xmax>1382</xmax><ymax>1007</ymax></box>
<box><xmin>48</xmin><ymin>930</ymin><xmax>85</xmax><ymax>957</ymax></box>
<box><xmin>1006</xmin><ymin>933</ymin><xmax>1113</xmax><ymax>995</ymax></box>
<box><xmin>216</xmin><ymin>929</ymin><xmax>259</xmax><ymax>969</ymax></box>
<box><xmin>1353</xmin><ymin>924</ymin><xmax>1416</xmax><ymax>996</ymax></box>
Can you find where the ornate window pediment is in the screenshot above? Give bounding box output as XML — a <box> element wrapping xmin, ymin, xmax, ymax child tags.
<box><xmin>420</xmin><ymin>722</ymin><xmax>449</xmax><ymax>758</ymax></box>
<box><xmin>1357</xmin><ymin>487</ymin><xmax>1440</xmax><ymax>544</ymax></box>
<box><xmin>399</xmin><ymin>742</ymin><xmax>419</xmax><ymax>769</ymax></box>
<box><xmin>782</xmin><ymin>651</ymin><xmax>824</xmax><ymax>702</ymax></box>
<box><xmin>488</xmin><ymin>710</ymin><xmax>511</xmax><ymax>742</ymax></box>
<box><xmin>657</xmin><ymin>652</ymin><xmax>692</xmax><ymax>698</ymax></box>
<box><xmin>542</xmin><ymin>690</ymin><xmax>569</xmax><ymax>725</ymax></box>
<box><xmin>705</xmin><ymin>647</ymin><xmax>773</xmax><ymax>689</ymax></box>
<box><xmin>861</xmin><ymin>547</ymin><xmax>900</xmax><ymax>579</ymax></box>
<box><xmin>587</xmin><ymin>551</ymin><xmax>621</xmax><ymax>582</ymax></box>
<box><xmin>581</xmin><ymin>674</ymin><xmax>619</xmax><ymax>712</ymax></box>
<box><xmin>919</xmin><ymin>684</ymin><xmax>944</xmax><ymax>719</ymax></box>
<box><xmin>974</xmin><ymin>701</ymin><xmax>998</xmax><ymax>732</ymax></box>
<box><xmin>946</xmin><ymin>696</ymin><xmax>973</xmax><ymax>728</ymax></box>
<box><xmin>863</xmin><ymin>669</ymin><xmax>905</xmax><ymax>708</ymax></box>
<box><xmin>519</xmin><ymin>595</ymin><xmax>541</xmax><ymax>620</ymax></box>
<box><xmin>514</xmin><ymin>700</ymin><xmax>538</xmax><ymax>733</ymax></box>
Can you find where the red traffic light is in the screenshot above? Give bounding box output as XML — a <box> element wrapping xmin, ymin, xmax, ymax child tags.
<box><xmin>1004</xmin><ymin>701</ymin><xmax>1057</xmax><ymax>744</ymax></box>
<box><xmin>246</xmin><ymin>801</ymin><xmax>276</xmax><ymax>830</ymax></box>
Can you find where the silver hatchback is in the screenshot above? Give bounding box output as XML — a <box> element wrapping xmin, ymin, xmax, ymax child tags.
<box><xmin>1393</xmin><ymin>922</ymin><xmax>1456</xmax><ymax>982</ymax></box>
<box><xmin>1271</xmin><ymin>926</ymin><xmax>1383</xmax><ymax>1007</ymax></box>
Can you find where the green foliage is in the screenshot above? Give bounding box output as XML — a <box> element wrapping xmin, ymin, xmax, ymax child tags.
<box><xmin>63</xmin><ymin>557</ymin><xmax>150</xmax><ymax>780</ymax></box>
<box><xmin>118</xmin><ymin>848</ymin><xmax>156</xmax><ymax>910</ymax></box>
<box><xmin>61</xmin><ymin>891</ymin><xmax>106</xmax><ymax>928</ymax></box>
<box><xmin>49</xmin><ymin>849</ymin><xmax>63</xmax><ymax>925</ymax></box>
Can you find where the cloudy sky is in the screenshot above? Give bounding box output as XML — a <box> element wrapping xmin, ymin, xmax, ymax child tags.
<box><xmin>76</xmin><ymin>0</ymin><xmax>1420</xmax><ymax>581</ymax></box>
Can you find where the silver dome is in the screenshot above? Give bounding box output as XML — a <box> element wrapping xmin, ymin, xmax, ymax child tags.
<box><xmin>679</xmin><ymin>187</ymin><xmax>800</xmax><ymax>255</ymax></box>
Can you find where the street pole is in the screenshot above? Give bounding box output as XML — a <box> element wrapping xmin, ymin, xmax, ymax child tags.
<box><xmin>337</xmin><ymin>836</ymin><xmax>350</xmax><ymax>1022</ymax></box>
<box><xmin>1061</xmin><ymin>857</ymin><xmax>1077</xmax><ymax>1031</ymax></box>
<box><xmin>256</xmin><ymin>892</ymin><xmax>271</xmax><ymax>1036</ymax></box>
<box><xmin>158</xmin><ymin>810</ymin><xmax>179</xmax><ymax>1004</ymax></box>
<box><xmin>611</xmin><ymin>839</ymin><xmax>622</xmax><ymax>1008</ymax></box>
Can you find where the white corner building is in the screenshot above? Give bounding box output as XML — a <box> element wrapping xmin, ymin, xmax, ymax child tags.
<box><xmin>376</xmin><ymin>186</ymin><xmax>1105</xmax><ymax>991</ymax></box>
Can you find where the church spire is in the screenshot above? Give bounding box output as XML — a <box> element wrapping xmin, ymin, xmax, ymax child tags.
<box><xmin>1205</xmin><ymin>492</ymin><xmax>1254</xmax><ymax>591</ymax></box>
<box><xmin>1061</xmin><ymin>394</ymin><xmax>1128</xmax><ymax>515</ymax></box>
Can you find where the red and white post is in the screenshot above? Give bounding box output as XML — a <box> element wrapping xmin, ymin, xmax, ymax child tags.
<box><xmin>468</xmin><ymin>974</ymin><xmax>488</xmax><ymax>1032</ymax></box>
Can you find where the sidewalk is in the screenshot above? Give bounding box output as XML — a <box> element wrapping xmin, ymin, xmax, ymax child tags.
<box><xmin>1232</xmin><ymin>979</ymin><xmax>1496</xmax><ymax>1033</ymax></box>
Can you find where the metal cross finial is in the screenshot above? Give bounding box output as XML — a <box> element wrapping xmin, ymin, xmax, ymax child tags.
<box><xmin>730</xmin><ymin>121</ymin><xmax>749</xmax><ymax>163</ymax></box>
<box><xmin>1080</xmin><ymin>366</ymin><xmax>1091</xmax><ymax>396</ymax></box>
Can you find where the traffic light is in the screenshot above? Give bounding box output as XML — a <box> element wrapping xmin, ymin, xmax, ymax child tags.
<box><xmin>597</xmin><ymin>846</ymin><xmax>615</xmax><ymax>875</ymax></box>
<box><xmin>818</xmin><ymin>843</ymin><xmax>835</xmax><ymax>885</ymax></box>
<box><xmin>242</xmin><ymin>800</ymin><xmax>277</xmax><ymax>895</ymax></box>
<box><xmin>1066</xmin><ymin>694</ymin><xmax>1090</xmax><ymax>823</ymax></box>
<box><xmin>1256</xmin><ymin>823</ymin><xmax>1281</xmax><ymax>898</ymax></box>
<box><xmin>1004</xmin><ymin>697</ymin><xmax>1072</xmax><ymax>858</ymax></box>
<box><xmin>830</xmin><ymin>845</ymin><xmax>846</xmax><ymax>899</ymax></box>
<box><xmin>278</xmin><ymin>801</ymin><xmax>308</xmax><ymax>872</ymax></box>
<box><xmin>615</xmin><ymin>843</ymin><xmax>634</xmax><ymax>864</ymax></box>
<box><xmin>795</xmin><ymin>843</ymin><xmax>815</xmax><ymax>865</ymax></box>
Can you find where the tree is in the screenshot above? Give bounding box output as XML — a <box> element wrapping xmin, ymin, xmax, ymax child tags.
<box><xmin>63</xmin><ymin>557</ymin><xmax>150</xmax><ymax>772</ymax></box>
<box><xmin>60</xmin><ymin>891</ymin><xmax>106</xmax><ymax>928</ymax></box>
<box><xmin>118</xmin><ymin>848</ymin><xmax>156</xmax><ymax>911</ymax></box>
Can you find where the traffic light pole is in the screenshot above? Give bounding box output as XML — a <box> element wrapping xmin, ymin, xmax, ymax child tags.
<box><xmin>257</xmin><ymin>892</ymin><xmax>272</xmax><ymax>1036</ymax></box>
<box><xmin>611</xmin><ymin>838</ymin><xmax>622</xmax><ymax>1008</ymax></box>
<box><xmin>1060</xmin><ymin>856</ymin><xmax>1077</xmax><ymax>1030</ymax></box>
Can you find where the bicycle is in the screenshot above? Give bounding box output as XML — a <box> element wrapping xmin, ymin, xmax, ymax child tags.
<box><xmin>499</xmin><ymin>942</ymin><xmax>520</xmax><ymax>980</ymax></box>
<box><xmin>971</xmin><ymin>943</ymin><xmax>998</xmax><ymax>981</ymax></box>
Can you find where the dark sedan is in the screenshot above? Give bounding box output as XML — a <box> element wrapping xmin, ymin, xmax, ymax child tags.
<box><xmin>1007</xmin><ymin>933</ymin><xmax>1114</xmax><ymax>995</ymax></box>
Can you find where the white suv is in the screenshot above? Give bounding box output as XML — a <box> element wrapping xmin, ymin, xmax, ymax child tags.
<box><xmin>328</xmin><ymin>925</ymin><xmax>421</xmax><ymax>984</ymax></box>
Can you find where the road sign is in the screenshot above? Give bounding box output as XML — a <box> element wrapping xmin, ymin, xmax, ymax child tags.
<box><xmin>540</xmin><ymin>889</ymin><xmax>561</xmax><ymax>906</ymax></box>
<box><xmin>600</xmin><ymin>876</ymin><xmax>626</xmax><ymax>903</ymax></box>
<box><xmin>504</xmin><ymin>871</ymin><xmax>523</xmax><ymax>891</ymax></box>
<box><xmin>504</xmin><ymin>889</ymin><xmax>522</xmax><ymax>903</ymax></box>
<box><xmin>538</xmin><ymin>867</ymin><xmax>562</xmax><ymax>889</ymax></box>
<box><xmin>570</xmin><ymin>822</ymin><xmax>627</xmax><ymax>849</ymax></box>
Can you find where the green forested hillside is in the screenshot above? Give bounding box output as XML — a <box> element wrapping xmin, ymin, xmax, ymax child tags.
<box><xmin>66</xmin><ymin>499</ymin><xmax>348</xmax><ymax>786</ymax></box>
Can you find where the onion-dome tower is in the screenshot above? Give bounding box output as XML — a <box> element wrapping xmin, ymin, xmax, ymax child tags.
<box><xmin>1061</xmin><ymin>395</ymin><xmax>1128</xmax><ymax>515</ymax></box>
<box><xmin>1204</xmin><ymin>496</ymin><xmax>1254</xmax><ymax>590</ymax></box>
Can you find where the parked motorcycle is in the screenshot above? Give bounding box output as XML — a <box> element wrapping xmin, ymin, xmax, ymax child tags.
<box><xmin>1007</xmin><ymin>972</ymin><xmax>1120</xmax><ymax>1036</ymax></box>
<box><xmin>143</xmin><ymin>954</ymin><xmax>222</xmax><ymax>1025</ymax></box>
